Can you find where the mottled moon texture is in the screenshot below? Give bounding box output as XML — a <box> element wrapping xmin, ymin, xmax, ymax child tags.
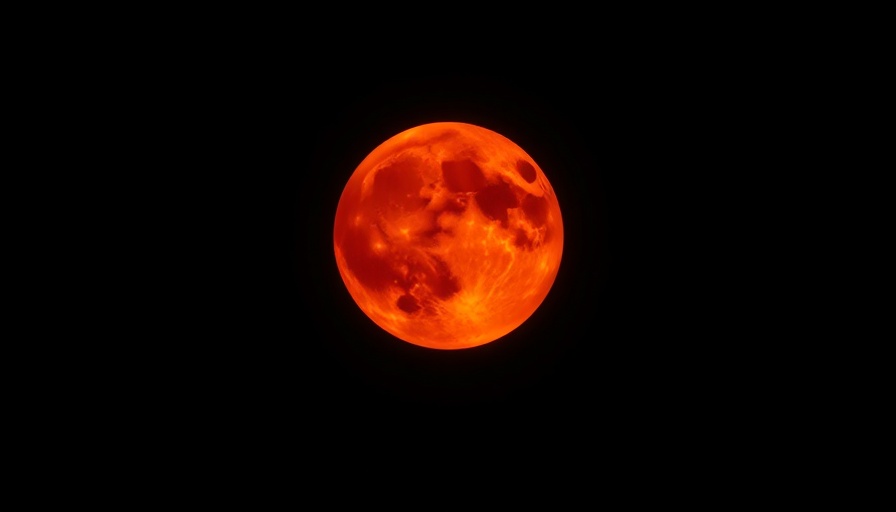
<box><xmin>334</xmin><ymin>122</ymin><xmax>563</xmax><ymax>350</ymax></box>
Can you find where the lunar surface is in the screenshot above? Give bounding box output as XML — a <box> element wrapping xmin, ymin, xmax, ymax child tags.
<box><xmin>333</xmin><ymin>122</ymin><xmax>563</xmax><ymax>350</ymax></box>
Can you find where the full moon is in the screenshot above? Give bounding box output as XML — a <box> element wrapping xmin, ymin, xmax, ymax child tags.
<box><xmin>333</xmin><ymin>122</ymin><xmax>563</xmax><ymax>350</ymax></box>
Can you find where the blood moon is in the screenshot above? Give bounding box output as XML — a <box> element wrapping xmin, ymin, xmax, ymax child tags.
<box><xmin>333</xmin><ymin>122</ymin><xmax>563</xmax><ymax>350</ymax></box>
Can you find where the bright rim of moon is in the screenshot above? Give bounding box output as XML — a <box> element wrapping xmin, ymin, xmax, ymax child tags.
<box><xmin>333</xmin><ymin>122</ymin><xmax>563</xmax><ymax>350</ymax></box>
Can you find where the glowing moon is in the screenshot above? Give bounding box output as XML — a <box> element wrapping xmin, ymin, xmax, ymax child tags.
<box><xmin>334</xmin><ymin>122</ymin><xmax>563</xmax><ymax>350</ymax></box>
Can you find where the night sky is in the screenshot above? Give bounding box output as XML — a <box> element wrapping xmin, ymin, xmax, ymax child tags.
<box><xmin>153</xmin><ymin>39</ymin><xmax>773</xmax><ymax>448</ymax></box>
<box><xmin>55</xmin><ymin>7</ymin><xmax>825</xmax><ymax>495</ymax></box>
<box><xmin>205</xmin><ymin>69</ymin><xmax>708</xmax><ymax>407</ymax></box>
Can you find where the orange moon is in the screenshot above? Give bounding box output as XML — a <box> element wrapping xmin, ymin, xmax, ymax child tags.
<box><xmin>333</xmin><ymin>122</ymin><xmax>563</xmax><ymax>350</ymax></box>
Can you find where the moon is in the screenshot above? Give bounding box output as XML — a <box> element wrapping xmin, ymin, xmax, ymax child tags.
<box><xmin>333</xmin><ymin>122</ymin><xmax>564</xmax><ymax>350</ymax></box>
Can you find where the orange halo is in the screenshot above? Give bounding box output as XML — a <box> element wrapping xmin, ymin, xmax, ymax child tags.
<box><xmin>334</xmin><ymin>122</ymin><xmax>563</xmax><ymax>350</ymax></box>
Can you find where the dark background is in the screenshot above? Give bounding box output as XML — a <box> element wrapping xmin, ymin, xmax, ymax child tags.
<box><xmin>194</xmin><ymin>67</ymin><xmax>736</xmax><ymax>411</ymax></box>
<box><xmin>134</xmin><ymin>26</ymin><xmax>784</xmax><ymax>447</ymax></box>
<box><xmin>34</xmin><ymin>8</ymin><xmax>855</xmax><ymax>497</ymax></box>
<box><xmin>37</xmin><ymin>7</ymin><xmax>843</xmax><ymax>495</ymax></box>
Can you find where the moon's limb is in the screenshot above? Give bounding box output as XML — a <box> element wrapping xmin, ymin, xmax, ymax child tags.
<box><xmin>334</xmin><ymin>122</ymin><xmax>563</xmax><ymax>350</ymax></box>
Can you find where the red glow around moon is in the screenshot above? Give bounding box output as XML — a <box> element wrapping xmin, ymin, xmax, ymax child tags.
<box><xmin>334</xmin><ymin>122</ymin><xmax>563</xmax><ymax>350</ymax></box>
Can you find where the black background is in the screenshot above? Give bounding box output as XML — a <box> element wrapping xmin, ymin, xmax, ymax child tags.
<box><xmin>30</xmin><ymin>7</ymin><xmax>851</xmax><ymax>498</ymax></box>
<box><xmin>209</xmin><ymin>78</ymin><xmax>718</xmax><ymax>403</ymax></box>
<box><xmin>35</xmin><ymin>8</ymin><xmax>857</xmax><ymax>498</ymax></box>
<box><xmin>136</xmin><ymin>25</ymin><xmax>783</xmax><ymax>450</ymax></box>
